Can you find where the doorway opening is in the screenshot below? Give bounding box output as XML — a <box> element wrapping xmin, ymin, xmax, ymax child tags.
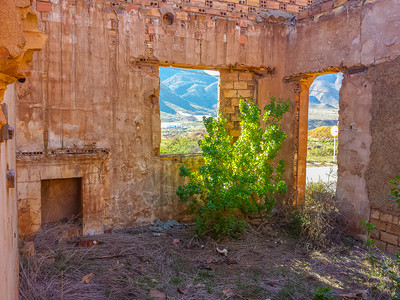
<box><xmin>159</xmin><ymin>66</ymin><xmax>220</xmax><ymax>154</ymax></box>
<box><xmin>306</xmin><ymin>72</ymin><xmax>342</xmax><ymax>184</ymax></box>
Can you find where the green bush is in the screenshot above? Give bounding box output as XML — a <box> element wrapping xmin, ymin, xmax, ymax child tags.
<box><xmin>176</xmin><ymin>97</ymin><xmax>290</xmax><ymax>239</ymax></box>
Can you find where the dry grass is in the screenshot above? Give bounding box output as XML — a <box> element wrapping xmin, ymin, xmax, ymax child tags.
<box><xmin>19</xmin><ymin>217</ymin><xmax>395</xmax><ymax>300</ymax></box>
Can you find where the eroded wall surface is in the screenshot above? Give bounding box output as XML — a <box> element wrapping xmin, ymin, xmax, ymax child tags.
<box><xmin>15</xmin><ymin>0</ymin><xmax>400</xmax><ymax>254</ymax></box>
<box><xmin>17</xmin><ymin>0</ymin><xmax>293</xmax><ymax>236</ymax></box>
<box><xmin>284</xmin><ymin>0</ymin><xmax>400</xmax><ymax>240</ymax></box>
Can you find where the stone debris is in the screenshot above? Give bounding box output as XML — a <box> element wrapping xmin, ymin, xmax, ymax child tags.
<box><xmin>149</xmin><ymin>219</ymin><xmax>185</xmax><ymax>231</ymax></box>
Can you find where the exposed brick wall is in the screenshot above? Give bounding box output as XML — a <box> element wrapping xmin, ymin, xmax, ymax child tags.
<box><xmin>297</xmin><ymin>0</ymin><xmax>351</xmax><ymax>20</ymax></box>
<box><xmin>370</xmin><ymin>208</ymin><xmax>400</xmax><ymax>254</ymax></box>
<box><xmin>219</xmin><ymin>70</ymin><xmax>256</xmax><ymax>138</ymax></box>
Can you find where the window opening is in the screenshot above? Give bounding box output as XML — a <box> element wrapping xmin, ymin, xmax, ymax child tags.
<box><xmin>306</xmin><ymin>72</ymin><xmax>342</xmax><ymax>184</ymax></box>
<box><xmin>159</xmin><ymin>66</ymin><xmax>220</xmax><ymax>154</ymax></box>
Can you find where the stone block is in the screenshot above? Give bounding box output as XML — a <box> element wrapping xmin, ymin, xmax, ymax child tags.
<box><xmin>370</xmin><ymin>218</ymin><xmax>386</xmax><ymax>231</ymax></box>
<box><xmin>239</xmin><ymin>72</ymin><xmax>253</xmax><ymax>81</ymax></box>
<box><xmin>387</xmin><ymin>244</ymin><xmax>400</xmax><ymax>255</ymax></box>
<box><xmin>387</xmin><ymin>223</ymin><xmax>400</xmax><ymax>236</ymax></box>
<box><xmin>375</xmin><ymin>240</ymin><xmax>387</xmax><ymax>252</ymax></box>
<box><xmin>380</xmin><ymin>231</ymin><xmax>398</xmax><ymax>246</ymax></box>
<box><xmin>221</xmin><ymin>72</ymin><xmax>239</xmax><ymax>82</ymax></box>
<box><xmin>370</xmin><ymin>228</ymin><xmax>379</xmax><ymax>239</ymax></box>
<box><xmin>224</xmin><ymin>89</ymin><xmax>238</xmax><ymax>98</ymax></box>
<box><xmin>224</xmin><ymin>106</ymin><xmax>235</xmax><ymax>114</ymax></box>
<box><xmin>36</xmin><ymin>1</ymin><xmax>52</xmax><ymax>12</ymax></box>
<box><xmin>237</xmin><ymin>89</ymin><xmax>251</xmax><ymax>98</ymax></box>
<box><xmin>370</xmin><ymin>208</ymin><xmax>380</xmax><ymax>219</ymax></box>
<box><xmin>231</xmin><ymin>98</ymin><xmax>240</xmax><ymax>106</ymax></box>
<box><xmin>221</xmin><ymin>81</ymin><xmax>234</xmax><ymax>89</ymax></box>
<box><xmin>380</xmin><ymin>213</ymin><xmax>393</xmax><ymax>223</ymax></box>
<box><xmin>234</xmin><ymin>81</ymin><xmax>247</xmax><ymax>89</ymax></box>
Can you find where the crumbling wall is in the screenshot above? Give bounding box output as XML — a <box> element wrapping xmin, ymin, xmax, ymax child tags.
<box><xmin>16</xmin><ymin>0</ymin><xmax>293</xmax><ymax>236</ymax></box>
<box><xmin>365</xmin><ymin>57</ymin><xmax>400</xmax><ymax>253</ymax></box>
<box><xmin>283</xmin><ymin>0</ymin><xmax>400</xmax><ymax>239</ymax></box>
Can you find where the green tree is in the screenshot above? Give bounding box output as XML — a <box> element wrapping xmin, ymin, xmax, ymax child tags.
<box><xmin>176</xmin><ymin>97</ymin><xmax>290</xmax><ymax>238</ymax></box>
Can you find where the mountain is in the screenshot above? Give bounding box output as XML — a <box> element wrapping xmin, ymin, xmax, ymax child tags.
<box><xmin>308</xmin><ymin>73</ymin><xmax>342</xmax><ymax>129</ymax></box>
<box><xmin>159</xmin><ymin>67</ymin><xmax>219</xmax><ymax>124</ymax></box>
<box><xmin>159</xmin><ymin>67</ymin><xmax>342</xmax><ymax>131</ymax></box>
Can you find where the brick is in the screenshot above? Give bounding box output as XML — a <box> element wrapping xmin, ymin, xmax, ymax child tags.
<box><xmin>247</xmin><ymin>0</ymin><xmax>259</xmax><ymax>6</ymax></box>
<box><xmin>231</xmin><ymin>114</ymin><xmax>241</xmax><ymax>121</ymax></box>
<box><xmin>239</xmin><ymin>72</ymin><xmax>253</xmax><ymax>81</ymax></box>
<box><xmin>296</xmin><ymin>0</ymin><xmax>308</xmax><ymax>5</ymax></box>
<box><xmin>191</xmin><ymin>0</ymin><xmax>206</xmax><ymax>5</ymax></box>
<box><xmin>237</xmin><ymin>89</ymin><xmax>251</xmax><ymax>98</ymax></box>
<box><xmin>234</xmin><ymin>81</ymin><xmax>247</xmax><ymax>89</ymax></box>
<box><xmin>221</xmin><ymin>81</ymin><xmax>234</xmax><ymax>89</ymax></box>
<box><xmin>387</xmin><ymin>244</ymin><xmax>400</xmax><ymax>255</ymax></box>
<box><xmin>146</xmin><ymin>8</ymin><xmax>161</xmax><ymax>17</ymax></box>
<box><xmin>222</xmin><ymin>72</ymin><xmax>239</xmax><ymax>81</ymax></box>
<box><xmin>370</xmin><ymin>208</ymin><xmax>380</xmax><ymax>220</ymax></box>
<box><xmin>375</xmin><ymin>240</ymin><xmax>387</xmax><ymax>252</ymax></box>
<box><xmin>36</xmin><ymin>1</ymin><xmax>52</xmax><ymax>12</ymax></box>
<box><xmin>225</xmin><ymin>122</ymin><xmax>234</xmax><ymax>129</ymax></box>
<box><xmin>380</xmin><ymin>213</ymin><xmax>393</xmax><ymax>223</ymax></box>
<box><xmin>370</xmin><ymin>229</ymin><xmax>380</xmax><ymax>239</ymax></box>
<box><xmin>224</xmin><ymin>90</ymin><xmax>238</xmax><ymax>97</ymax></box>
<box><xmin>286</xmin><ymin>4</ymin><xmax>299</xmax><ymax>13</ymax></box>
<box><xmin>239</xmin><ymin>35</ymin><xmax>247</xmax><ymax>45</ymax></box>
<box><xmin>370</xmin><ymin>218</ymin><xmax>386</xmax><ymax>231</ymax></box>
<box><xmin>380</xmin><ymin>231</ymin><xmax>398</xmax><ymax>245</ymax></box>
<box><xmin>147</xmin><ymin>26</ymin><xmax>155</xmax><ymax>34</ymax></box>
<box><xmin>231</xmin><ymin>98</ymin><xmax>240</xmax><ymax>106</ymax></box>
<box><xmin>267</xmin><ymin>1</ymin><xmax>280</xmax><ymax>9</ymax></box>
<box><xmin>387</xmin><ymin>223</ymin><xmax>400</xmax><ymax>236</ymax></box>
<box><xmin>226</xmin><ymin>0</ymin><xmax>239</xmax><ymax>3</ymax></box>
<box><xmin>224</xmin><ymin>106</ymin><xmax>235</xmax><ymax>114</ymax></box>
<box><xmin>297</xmin><ymin>9</ymin><xmax>309</xmax><ymax>20</ymax></box>
<box><xmin>393</xmin><ymin>216</ymin><xmax>399</xmax><ymax>224</ymax></box>
<box><xmin>175</xmin><ymin>11</ymin><xmax>189</xmax><ymax>21</ymax></box>
<box><xmin>212</xmin><ymin>1</ymin><xmax>228</xmax><ymax>9</ymax></box>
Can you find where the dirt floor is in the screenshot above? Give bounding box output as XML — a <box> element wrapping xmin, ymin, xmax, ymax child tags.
<box><xmin>19</xmin><ymin>219</ymin><xmax>394</xmax><ymax>300</ymax></box>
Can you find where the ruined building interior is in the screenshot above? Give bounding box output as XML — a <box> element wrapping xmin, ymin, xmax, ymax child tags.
<box><xmin>1</xmin><ymin>0</ymin><xmax>400</xmax><ymax>297</ymax></box>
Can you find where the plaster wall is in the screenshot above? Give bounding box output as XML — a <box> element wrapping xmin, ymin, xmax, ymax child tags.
<box><xmin>0</xmin><ymin>85</ymin><xmax>18</xmax><ymax>300</ymax></box>
<box><xmin>14</xmin><ymin>0</ymin><xmax>400</xmax><ymax>246</ymax></box>
<box><xmin>16</xmin><ymin>0</ymin><xmax>293</xmax><ymax>235</ymax></box>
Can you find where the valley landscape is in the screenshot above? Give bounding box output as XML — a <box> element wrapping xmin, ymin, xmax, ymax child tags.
<box><xmin>159</xmin><ymin>67</ymin><xmax>341</xmax><ymax>154</ymax></box>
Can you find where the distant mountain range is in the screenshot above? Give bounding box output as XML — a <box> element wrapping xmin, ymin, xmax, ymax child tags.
<box><xmin>159</xmin><ymin>67</ymin><xmax>219</xmax><ymax>124</ymax></box>
<box><xmin>159</xmin><ymin>67</ymin><xmax>342</xmax><ymax>129</ymax></box>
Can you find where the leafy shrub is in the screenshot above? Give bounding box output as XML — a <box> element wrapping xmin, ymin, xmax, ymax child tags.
<box><xmin>176</xmin><ymin>97</ymin><xmax>290</xmax><ymax>238</ymax></box>
<box><xmin>288</xmin><ymin>181</ymin><xmax>341</xmax><ymax>249</ymax></box>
